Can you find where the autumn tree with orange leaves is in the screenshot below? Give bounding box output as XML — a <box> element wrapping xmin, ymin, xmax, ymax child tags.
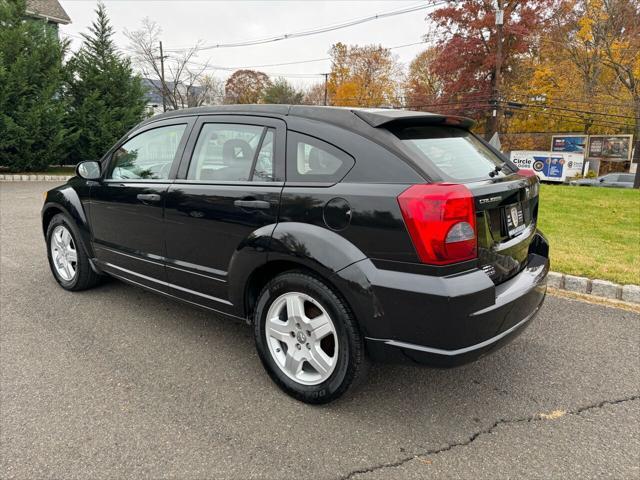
<box><xmin>500</xmin><ymin>0</ymin><xmax>638</xmax><ymax>164</ymax></box>
<box><xmin>224</xmin><ymin>69</ymin><xmax>272</xmax><ymax>104</ymax></box>
<box><xmin>599</xmin><ymin>0</ymin><xmax>640</xmax><ymax>161</ymax></box>
<box><xmin>327</xmin><ymin>42</ymin><xmax>402</xmax><ymax>107</ymax></box>
<box><xmin>404</xmin><ymin>48</ymin><xmax>443</xmax><ymax>109</ymax></box>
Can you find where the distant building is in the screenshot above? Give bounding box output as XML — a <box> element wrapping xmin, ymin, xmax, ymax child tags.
<box><xmin>25</xmin><ymin>0</ymin><xmax>71</xmax><ymax>33</ymax></box>
<box><xmin>142</xmin><ymin>78</ymin><xmax>166</xmax><ymax>115</ymax></box>
<box><xmin>142</xmin><ymin>78</ymin><xmax>206</xmax><ymax>115</ymax></box>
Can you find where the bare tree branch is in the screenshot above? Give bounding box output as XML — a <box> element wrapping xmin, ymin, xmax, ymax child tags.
<box><xmin>125</xmin><ymin>20</ymin><xmax>212</xmax><ymax>110</ymax></box>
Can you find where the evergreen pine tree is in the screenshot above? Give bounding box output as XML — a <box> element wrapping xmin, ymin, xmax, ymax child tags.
<box><xmin>66</xmin><ymin>2</ymin><xmax>147</xmax><ymax>163</ymax></box>
<box><xmin>0</xmin><ymin>0</ymin><xmax>69</xmax><ymax>172</ymax></box>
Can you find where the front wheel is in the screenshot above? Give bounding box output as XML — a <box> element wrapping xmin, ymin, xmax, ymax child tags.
<box><xmin>46</xmin><ymin>213</ymin><xmax>101</xmax><ymax>291</ymax></box>
<box><xmin>254</xmin><ymin>271</ymin><xmax>367</xmax><ymax>404</ymax></box>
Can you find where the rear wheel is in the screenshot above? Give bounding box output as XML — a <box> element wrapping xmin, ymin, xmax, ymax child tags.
<box><xmin>254</xmin><ymin>271</ymin><xmax>367</xmax><ymax>404</ymax></box>
<box><xmin>46</xmin><ymin>214</ymin><xmax>101</xmax><ymax>291</ymax></box>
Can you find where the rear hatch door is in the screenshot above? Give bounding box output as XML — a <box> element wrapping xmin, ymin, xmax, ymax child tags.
<box><xmin>382</xmin><ymin>119</ymin><xmax>539</xmax><ymax>284</ymax></box>
<box><xmin>467</xmin><ymin>174</ymin><xmax>539</xmax><ymax>284</ymax></box>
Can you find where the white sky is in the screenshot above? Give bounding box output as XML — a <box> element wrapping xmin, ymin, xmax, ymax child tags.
<box><xmin>59</xmin><ymin>0</ymin><xmax>437</xmax><ymax>89</ymax></box>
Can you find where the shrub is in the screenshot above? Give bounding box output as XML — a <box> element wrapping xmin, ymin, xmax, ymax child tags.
<box><xmin>0</xmin><ymin>0</ymin><xmax>69</xmax><ymax>172</ymax></box>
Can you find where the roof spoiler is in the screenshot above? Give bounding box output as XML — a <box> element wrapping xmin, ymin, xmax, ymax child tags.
<box><xmin>353</xmin><ymin>109</ymin><xmax>475</xmax><ymax>130</ymax></box>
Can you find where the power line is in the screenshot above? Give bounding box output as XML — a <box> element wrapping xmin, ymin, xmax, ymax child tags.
<box><xmin>403</xmin><ymin>98</ymin><xmax>493</xmax><ymax>109</ymax></box>
<box><xmin>502</xmin><ymin>101</ymin><xmax>638</xmax><ymax>121</ymax></box>
<box><xmin>184</xmin><ymin>40</ymin><xmax>430</xmax><ymax>71</ymax></box>
<box><xmin>62</xmin><ymin>27</ymin><xmax>637</xmax><ymax>129</ymax></box>
<box><xmin>506</xmin><ymin>92</ymin><xmax>635</xmax><ymax>109</ymax></box>
<box><xmin>507</xmin><ymin>105</ymin><xmax>634</xmax><ymax>127</ymax></box>
<box><xmin>163</xmin><ymin>1</ymin><xmax>445</xmax><ymax>52</ymax></box>
<box><xmin>506</xmin><ymin>105</ymin><xmax>633</xmax><ymax>129</ymax></box>
<box><xmin>179</xmin><ymin>39</ymin><xmax>430</xmax><ymax>76</ymax></box>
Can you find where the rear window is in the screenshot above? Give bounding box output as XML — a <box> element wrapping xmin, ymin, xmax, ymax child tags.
<box><xmin>286</xmin><ymin>131</ymin><xmax>354</xmax><ymax>183</ymax></box>
<box><xmin>391</xmin><ymin>126</ymin><xmax>509</xmax><ymax>181</ymax></box>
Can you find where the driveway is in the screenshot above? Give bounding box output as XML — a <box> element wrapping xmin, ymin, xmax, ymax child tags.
<box><xmin>1</xmin><ymin>182</ymin><xmax>639</xmax><ymax>479</ymax></box>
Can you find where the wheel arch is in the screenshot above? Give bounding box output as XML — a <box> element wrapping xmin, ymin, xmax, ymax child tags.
<box><xmin>42</xmin><ymin>204</ymin><xmax>65</xmax><ymax>235</ymax></box>
<box><xmin>231</xmin><ymin>222</ymin><xmax>371</xmax><ymax>326</ymax></box>
<box><xmin>242</xmin><ymin>259</ymin><xmax>338</xmax><ymax>322</ymax></box>
<box><xmin>42</xmin><ymin>186</ymin><xmax>94</xmax><ymax>258</ymax></box>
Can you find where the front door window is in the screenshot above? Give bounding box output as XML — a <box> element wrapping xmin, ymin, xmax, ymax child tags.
<box><xmin>109</xmin><ymin>124</ymin><xmax>187</xmax><ymax>180</ymax></box>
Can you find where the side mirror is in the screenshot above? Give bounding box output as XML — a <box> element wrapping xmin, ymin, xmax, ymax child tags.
<box><xmin>76</xmin><ymin>161</ymin><xmax>101</xmax><ymax>180</ymax></box>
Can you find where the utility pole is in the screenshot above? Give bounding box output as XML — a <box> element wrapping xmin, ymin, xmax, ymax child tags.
<box><xmin>633</xmin><ymin>139</ymin><xmax>640</xmax><ymax>188</ymax></box>
<box><xmin>323</xmin><ymin>73</ymin><xmax>329</xmax><ymax>106</ymax></box>
<box><xmin>159</xmin><ymin>41</ymin><xmax>167</xmax><ymax>112</ymax></box>
<box><xmin>486</xmin><ymin>0</ymin><xmax>504</xmax><ymax>141</ymax></box>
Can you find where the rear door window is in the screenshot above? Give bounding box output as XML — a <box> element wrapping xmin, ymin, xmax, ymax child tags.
<box><xmin>389</xmin><ymin>126</ymin><xmax>510</xmax><ymax>181</ymax></box>
<box><xmin>253</xmin><ymin>129</ymin><xmax>275</xmax><ymax>182</ymax></box>
<box><xmin>286</xmin><ymin>131</ymin><xmax>354</xmax><ymax>183</ymax></box>
<box><xmin>187</xmin><ymin>123</ymin><xmax>274</xmax><ymax>182</ymax></box>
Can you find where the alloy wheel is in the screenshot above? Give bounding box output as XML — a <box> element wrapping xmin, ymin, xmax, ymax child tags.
<box><xmin>50</xmin><ymin>225</ymin><xmax>78</xmax><ymax>282</ymax></box>
<box><xmin>265</xmin><ymin>292</ymin><xmax>339</xmax><ymax>385</ymax></box>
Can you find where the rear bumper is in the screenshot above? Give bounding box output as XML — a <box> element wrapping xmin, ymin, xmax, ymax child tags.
<box><xmin>339</xmin><ymin>233</ymin><xmax>549</xmax><ymax>367</ymax></box>
<box><xmin>365</xmin><ymin>295</ymin><xmax>541</xmax><ymax>367</ymax></box>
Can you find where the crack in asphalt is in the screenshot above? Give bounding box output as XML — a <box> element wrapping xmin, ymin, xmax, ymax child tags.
<box><xmin>339</xmin><ymin>394</ymin><xmax>640</xmax><ymax>480</ymax></box>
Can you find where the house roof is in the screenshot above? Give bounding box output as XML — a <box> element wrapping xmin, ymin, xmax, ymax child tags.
<box><xmin>25</xmin><ymin>0</ymin><xmax>71</xmax><ymax>25</ymax></box>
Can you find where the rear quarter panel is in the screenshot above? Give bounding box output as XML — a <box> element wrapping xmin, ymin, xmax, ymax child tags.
<box><xmin>281</xmin><ymin>116</ymin><xmax>424</xmax><ymax>264</ymax></box>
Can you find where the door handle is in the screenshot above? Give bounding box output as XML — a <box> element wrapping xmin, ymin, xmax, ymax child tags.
<box><xmin>137</xmin><ymin>193</ymin><xmax>161</xmax><ymax>202</ymax></box>
<box><xmin>233</xmin><ymin>199</ymin><xmax>271</xmax><ymax>209</ymax></box>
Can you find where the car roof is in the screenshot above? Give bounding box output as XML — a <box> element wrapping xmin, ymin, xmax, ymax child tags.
<box><xmin>137</xmin><ymin>105</ymin><xmax>478</xmax><ymax>182</ymax></box>
<box><xmin>141</xmin><ymin>104</ymin><xmax>475</xmax><ymax>132</ymax></box>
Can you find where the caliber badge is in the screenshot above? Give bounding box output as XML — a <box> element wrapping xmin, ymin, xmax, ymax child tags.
<box><xmin>510</xmin><ymin>206</ymin><xmax>519</xmax><ymax>227</ymax></box>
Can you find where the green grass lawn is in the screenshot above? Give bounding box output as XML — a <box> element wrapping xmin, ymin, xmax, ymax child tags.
<box><xmin>538</xmin><ymin>184</ymin><xmax>640</xmax><ymax>285</ymax></box>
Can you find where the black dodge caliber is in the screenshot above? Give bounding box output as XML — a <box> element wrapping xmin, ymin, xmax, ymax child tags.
<box><xmin>42</xmin><ymin>105</ymin><xmax>549</xmax><ymax>404</ymax></box>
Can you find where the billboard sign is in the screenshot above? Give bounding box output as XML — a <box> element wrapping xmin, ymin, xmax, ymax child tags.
<box><xmin>509</xmin><ymin>151</ymin><xmax>584</xmax><ymax>182</ymax></box>
<box><xmin>551</xmin><ymin>135</ymin><xmax>588</xmax><ymax>153</ymax></box>
<box><xmin>587</xmin><ymin>135</ymin><xmax>633</xmax><ymax>161</ymax></box>
<box><xmin>564</xmin><ymin>153</ymin><xmax>585</xmax><ymax>176</ymax></box>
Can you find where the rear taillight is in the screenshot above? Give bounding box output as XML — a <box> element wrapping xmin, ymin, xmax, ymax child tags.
<box><xmin>397</xmin><ymin>184</ymin><xmax>477</xmax><ymax>265</ymax></box>
<box><xmin>518</xmin><ymin>168</ymin><xmax>536</xmax><ymax>178</ymax></box>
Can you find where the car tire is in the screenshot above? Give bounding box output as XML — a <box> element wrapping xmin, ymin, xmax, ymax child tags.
<box><xmin>254</xmin><ymin>271</ymin><xmax>368</xmax><ymax>404</ymax></box>
<box><xmin>46</xmin><ymin>213</ymin><xmax>101</xmax><ymax>291</ymax></box>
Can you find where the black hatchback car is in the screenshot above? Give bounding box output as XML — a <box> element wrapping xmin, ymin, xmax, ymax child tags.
<box><xmin>42</xmin><ymin>105</ymin><xmax>549</xmax><ymax>403</ymax></box>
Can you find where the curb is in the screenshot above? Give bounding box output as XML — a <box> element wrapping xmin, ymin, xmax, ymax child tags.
<box><xmin>0</xmin><ymin>174</ymin><xmax>72</xmax><ymax>182</ymax></box>
<box><xmin>547</xmin><ymin>271</ymin><xmax>640</xmax><ymax>304</ymax></box>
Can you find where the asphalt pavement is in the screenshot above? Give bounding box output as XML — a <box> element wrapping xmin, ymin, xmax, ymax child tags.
<box><xmin>1</xmin><ymin>181</ymin><xmax>639</xmax><ymax>479</ymax></box>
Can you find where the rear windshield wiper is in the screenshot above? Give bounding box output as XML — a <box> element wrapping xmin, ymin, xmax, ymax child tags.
<box><xmin>488</xmin><ymin>164</ymin><xmax>503</xmax><ymax>178</ymax></box>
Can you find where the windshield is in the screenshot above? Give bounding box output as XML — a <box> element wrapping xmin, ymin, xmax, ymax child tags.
<box><xmin>391</xmin><ymin>126</ymin><xmax>510</xmax><ymax>181</ymax></box>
